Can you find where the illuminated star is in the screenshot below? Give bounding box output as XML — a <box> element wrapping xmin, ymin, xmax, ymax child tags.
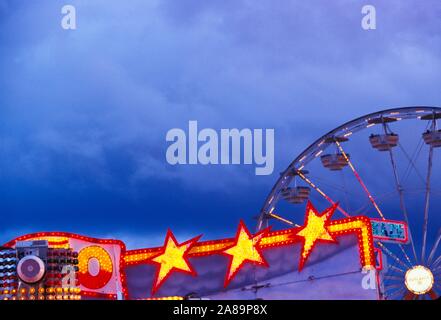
<box><xmin>295</xmin><ymin>201</ymin><xmax>338</xmax><ymax>271</ymax></box>
<box><xmin>150</xmin><ymin>230</ymin><xmax>201</xmax><ymax>294</ymax></box>
<box><xmin>222</xmin><ymin>220</ymin><xmax>269</xmax><ymax>287</ymax></box>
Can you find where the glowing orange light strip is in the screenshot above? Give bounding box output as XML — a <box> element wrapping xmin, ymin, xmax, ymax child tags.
<box><xmin>3</xmin><ymin>232</ymin><xmax>129</xmax><ymax>300</ymax></box>
<box><xmin>3</xmin><ymin>218</ymin><xmax>376</xmax><ymax>298</ymax></box>
<box><xmin>123</xmin><ymin>216</ymin><xmax>376</xmax><ymax>269</ymax></box>
<box><xmin>140</xmin><ymin>296</ymin><xmax>184</xmax><ymax>300</ymax></box>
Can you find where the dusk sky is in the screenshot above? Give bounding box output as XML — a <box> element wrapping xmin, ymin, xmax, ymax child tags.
<box><xmin>1</xmin><ymin>0</ymin><xmax>440</xmax><ymax>250</ymax></box>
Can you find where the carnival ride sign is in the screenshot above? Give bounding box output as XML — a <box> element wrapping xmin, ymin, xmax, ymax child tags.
<box><xmin>3</xmin><ymin>202</ymin><xmax>401</xmax><ymax>300</ymax></box>
<box><xmin>3</xmin><ymin>234</ymin><xmax>126</xmax><ymax>299</ymax></box>
<box><xmin>370</xmin><ymin>218</ymin><xmax>408</xmax><ymax>243</ymax></box>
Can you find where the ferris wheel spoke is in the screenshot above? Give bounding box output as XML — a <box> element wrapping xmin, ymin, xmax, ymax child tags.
<box><xmin>380</xmin><ymin>124</ymin><xmax>418</xmax><ymax>263</ymax></box>
<box><xmin>385</xmin><ymin>287</ymin><xmax>406</xmax><ymax>300</ymax></box>
<box><xmin>431</xmin><ymin>255</ymin><xmax>441</xmax><ymax>270</ymax></box>
<box><xmin>427</xmin><ymin>228</ymin><xmax>441</xmax><ymax>266</ymax></box>
<box><xmin>339</xmin><ymin>170</ymin><xmax>353</xmax><ymax>213</ymax></box>
<box><xmin>398</xmin><ymin>244</ymin><xmax>413</xmax><ymax>267</ymax></box>
<box><xmin>296</xmin><ymin>170</ymin><xmax>350</xmax><ymax>217</ymax></box>
<box><xmin>351</xmin><ymin>191</ymin><xmax>397</xmax><ymax>216</ymax></box>
<box><xmin>421</xmin><ymin>145</ymin><xmax>434</xmax><ymax>264</ymax></box>
<box><xmin>432</xmin><ymin>273</ymin><xmax>441</xmax><ymax>282</ymax></box>
<box><xmin>266</xmin><ymin>212</ymin><xmax>300</xmax><ymax>227</ymax></box>
<box><xmin>335</xmin><ymin>141</ymin><xmax>386</xmax><ymax>220</ymax></box>
<box><xmin>383</xmin><ymin>282</ymin><xmax>402</xmax><ymax>291</ymax></box>
<box><xmin>400</xmin><ymin>121</ymin><xmax>430</xmax><ymax>184</ymax></box>
<box><xmin>399</xmin><ymin>142</ymin><xmax>426</xmax><ymax>185</ymax></box>
<box><xmin>383</xmin><ymin>275</ymin><xmax>404</xmax><ymax>281</ymax></box>
<box><xmin>307</xmin><ymin>174</ymin><xmax>360</xmax><ymax>198</ymax></box>
<box><xmin>384</xmin><ymin>283</ymin><xmax>405</xmax><ymax>291</ymax></box>
<box><xmin>377</xmin><ymin>242</ymin><xmax>409</xmax><ymax>269</ymax></box>
<box><xmin>388</xmin><ymin>264</ymin><xmax>406</xmax><ymax>274</ymax></box>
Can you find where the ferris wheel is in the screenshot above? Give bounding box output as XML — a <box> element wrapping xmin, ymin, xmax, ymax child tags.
<box><xmin>256</xmin><ymin>106</ymin><xmax>441</xmax><ymax>300</ymax></box>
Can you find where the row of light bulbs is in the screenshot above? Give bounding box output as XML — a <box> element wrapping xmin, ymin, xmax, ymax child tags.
<box><xmin>3</xmin><ymin>294</ymin><xmax>81</xmax><ymax>300</ymax></box>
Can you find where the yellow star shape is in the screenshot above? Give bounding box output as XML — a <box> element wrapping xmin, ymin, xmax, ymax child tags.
<box><xmin>295</xmin><ymin>201</ymin><xmax>338</xmax><ymax>270</ymax></box>
<box><xmin>150</xmin><ymin>230</ymin><xmax>200</xmax><ymax>294</ymax></box>
<box><xmin>223</xmin><ymin>221</ymin><xmax>269</xmax><ymax>287</ymax></box>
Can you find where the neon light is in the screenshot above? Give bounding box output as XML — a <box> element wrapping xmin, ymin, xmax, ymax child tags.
<box><xmin>3</xmin><ymin>204</ymin><xmax>377</xmax><ymax>298</ymax></box>
<box><xmin>370</xmin><ymin>218</ymin><xmax>409</xmax><ymax>243</ymax></box>
<box><xmin>80</xmin><ymin>291</ymin><xmax>117</xmax><ymax>300</ymax></box>
<box><xmin>374</xmin><ymin>248</ymin><xmax>383</xmax><ymax>271</ymax></box>
<box><xmin>3</xmin><ymin>232</ymin><xmax>126</xmax><ymax>248</ymax></box>
<box><xmin>141</xmin><ymin>296</ymin><xmax>184</xmax><ymax>300</ymax></box>
<box><xmin>295</xmin><ymin>202</ymin><xmax>337</xmax><ymax>271</ymax></box>
<box><xmin>149</xmin><ymin>230</ymin><xmax>201</xmax><ymax>295</ymax></box>
<box><xmin>123</xmin><ymin>217</ymin><xmax>376</xmax><ymax>273</ymax></box>
<box><xmin>78</xmin><ymin>246</ymin><xmax>113</xmax><ymax>290</ymax></box>
<box><xmin>222</xmin><ymin>221</ymin><xmax>269</xmax><ymax>287</ymax></box>
<box><xmin>268</xmin><ymin>212</ymin><xmax>298</xmax><ymax>226</ymax></box>
<box><xmin>123</xmin><ymin>210</ymin><xmax>376</xmax><ymax>282</ymax></box>
<box><xmin>27</xmin><ymin>236</ymin><xmax>70</xmax><ymax>249</ymax></box>
<box><xmin>327</xmin><ymin>217</ymin><xmax>375</xmax><ymax>269</ymax></box>
<box><xmin>3</xmin><ymin>232</ymin><xmax>129</xmax><ymax>300</ymax></box>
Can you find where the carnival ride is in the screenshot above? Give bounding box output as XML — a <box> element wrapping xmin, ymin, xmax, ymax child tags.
<box><xmin>256</xmin><ymin>106</ymin><xmax>441</xmax><ymax>299</ymax></box>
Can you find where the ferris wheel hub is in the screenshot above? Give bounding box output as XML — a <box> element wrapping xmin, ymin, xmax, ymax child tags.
<box><xmin>404</xmin><ymin>265</ymin><xmax>434</xmax><ymax>295</ymax></box>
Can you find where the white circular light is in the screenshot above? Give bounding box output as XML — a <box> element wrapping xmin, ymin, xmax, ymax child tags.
<box><xmin>405</xmin><ymin>265</ymin><xmax>434</xmax><ymax>295</ymax></box>
<box><xmin>17</xmin><ymin>255</ymin><xmax>46</xmax><ymax>284</ymax></box>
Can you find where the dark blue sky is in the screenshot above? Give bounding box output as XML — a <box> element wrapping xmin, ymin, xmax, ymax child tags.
<box><xmin>1</xmin><ymin>0</ymin><xmax>441</xmax><ymax>249</ymax></box>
